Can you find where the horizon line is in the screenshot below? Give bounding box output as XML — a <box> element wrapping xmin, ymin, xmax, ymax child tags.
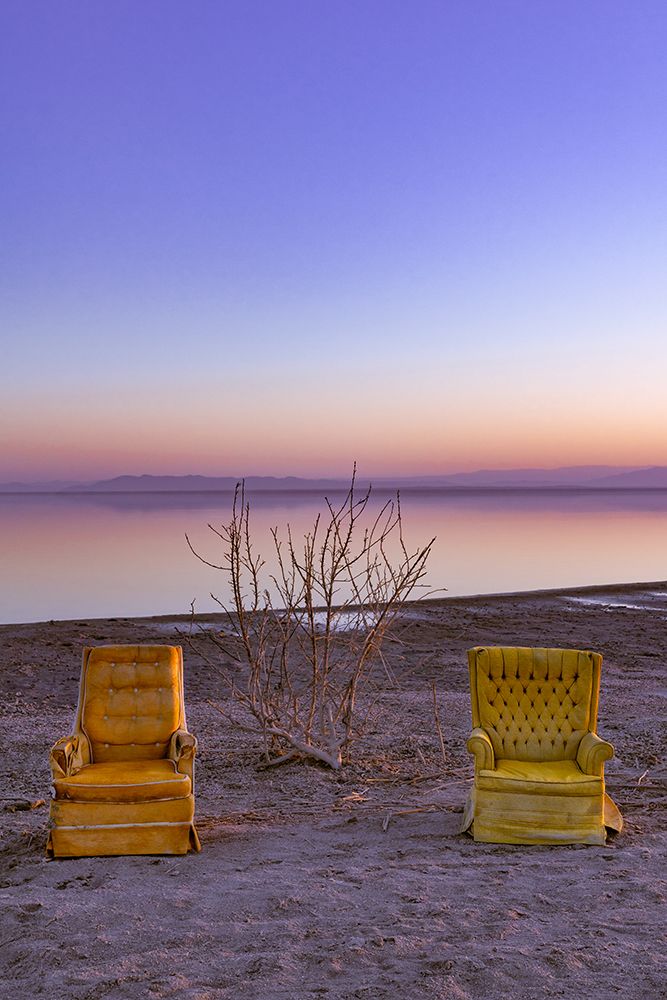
<box><xmin>2</xmin><ymin>461</ymin><xmax>664</xmax><ymax>488</ymax></box>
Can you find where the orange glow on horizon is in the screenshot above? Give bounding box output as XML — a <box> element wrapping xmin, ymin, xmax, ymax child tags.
<box><xmin>5</xmin><ymin>365</ymin><xmax>667</xmax><ymax>481</ymax></box>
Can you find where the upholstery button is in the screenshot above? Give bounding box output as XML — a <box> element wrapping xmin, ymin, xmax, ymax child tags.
<box><xmin>132</xmin><ymin>661</ymin><xmax>136</xmax><ymax>666</ymax></box>
<box><xmin>104</xmin><ymin>742</ymin><xmax>109</xmax><ymax>747</ymax></box>
<box><xmin>104</xmin><ymin>714</ymin><xmax>108</xmax><ymax>720</ymax></box>
<box><xmin>132</xmin><ymin>715</ymin><xmax>137</xmax><ymax>720</ymax></box>
<box><xmin>131</xmin><ymin>742</ymin><xmax>135</xmax><ymax>746</ymax></box>
<box><xmin>155</xmin><ymin>742</ymin><xmax>160</xmax><ymax>746</ymax></box>
<box><xmin>158</xmin><ymin>687</ymin><xmax>162</xmax><ymax>693</ymax></box>
<box><xmin>111</xmin><ymin>662</ymin><xmax>115</xmax><ymax>667</ymax></box>
<box><xmin>109</xmin><ymin>688</ymin><xmax>113</xmax><ymax>694</ymax></box>
<box><xmin>133</xmin><ymin>687</ymin><xmax>138</xmax><ymax>693</ymax></box>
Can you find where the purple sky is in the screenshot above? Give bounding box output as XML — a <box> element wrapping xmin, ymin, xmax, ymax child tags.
<box><xmin>3</xmin><ymin>1</ymin><xmax>667</xmax><ymax>480</ymax></box>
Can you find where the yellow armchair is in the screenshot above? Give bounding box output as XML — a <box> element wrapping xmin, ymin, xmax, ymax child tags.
<box><xmin>462</xmin><ymin>646</ymin><xmax>622</xmax><ymax>845</ymax></box>
<box><xmin>47</xmin><ymin>644</ymin><xmax>201</xmax><ymax>857</ymax></box>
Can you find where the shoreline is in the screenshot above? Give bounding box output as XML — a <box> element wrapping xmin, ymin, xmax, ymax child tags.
<box><xmin>2</xmin><ymin>584</ymin><xmax>665</xmax><ymax>998</ymax></box>
<box><xmin>3</xmin><ymin>577</ymin><xmax>666</xmax><ymax>630</ymax></box>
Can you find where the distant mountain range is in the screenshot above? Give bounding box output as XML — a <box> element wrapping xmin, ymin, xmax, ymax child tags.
<box><xmin>394</xmin><ymin>466</ymin><xmax>667</xmax><ymax>488</ymax></box>
<box><xmin>3</xmin><ymin>466</ymin><xmax>667</xmax><ymax>492</ymax></box>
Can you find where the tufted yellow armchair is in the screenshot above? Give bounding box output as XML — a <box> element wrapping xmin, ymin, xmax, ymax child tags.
<box><xmin>462</xmin><ymin>646</ymin><xmax>622</xmax><ymax>845</ymax></box>
<box><xmin>47</xmin><ymin>644</ymin><xmax>201</xmax><ymax>857</ymax></box>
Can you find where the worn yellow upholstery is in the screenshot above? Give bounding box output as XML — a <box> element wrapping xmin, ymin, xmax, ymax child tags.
<box><xmin>462</xmin><ymin>646</ymin><xmax>622</xmax><ymax>845</ymax></box>
<box><xmin>47</xmin><ymin>644</ymin><xmax>201</xmax><ymax>857</ymax></box>
<box><xmin>53</xmin><ymin>760</ymin><xmax>191</xmax><ymax>802</ymax></box>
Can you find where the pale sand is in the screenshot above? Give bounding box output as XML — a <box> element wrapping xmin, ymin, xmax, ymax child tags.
<box><xmin>1</xmin><ymin>583</ymin><xmax>665</xmax><ymax>999</ymax></box>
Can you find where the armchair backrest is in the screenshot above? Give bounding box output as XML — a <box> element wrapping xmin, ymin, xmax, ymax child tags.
<box><xmin>468</xmin><ymin>646</ymin><xmax>601</xmax><ymax>761</ymax></box>
<box><xmin>75</xmin><ymin>645</ymin><xmax>186</xmax><ymax>763</ymax></box>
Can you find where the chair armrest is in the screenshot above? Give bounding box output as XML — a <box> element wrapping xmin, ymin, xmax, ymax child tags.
<box><xmin>466</xmin><ymin>727</ymin><xmax>495</xmax><ymax>772</ymax></box>
<box><xmin>168</xmin><ymin>729</ymin><xmax>198</xmax><ymax>783</ymax></box>
<box><xmin>577</xmin><ymin>732</ymin><xmax>614</xmax><ymax>776</ymax></box>
<box><xmin>49</xmin><ymin>734</ymin><xmax>90</xmax><ymax>780</ymax></box>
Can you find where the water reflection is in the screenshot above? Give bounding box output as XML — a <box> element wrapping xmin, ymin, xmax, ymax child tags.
<box><xmin>8</xmin><ymin>486</ymin><xmax>667</xmax><ymax>514</ymax></box>
<box><xmin>1</xmin><ymin>489</ymin><xmax>667</xmax><ymax>624</ymax></box>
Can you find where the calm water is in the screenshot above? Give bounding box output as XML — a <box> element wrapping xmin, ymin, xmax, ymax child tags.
<box><xmin>2</xmin><ymin>489</ymin><xmax>667</xmax><ymax>624</ymax></box>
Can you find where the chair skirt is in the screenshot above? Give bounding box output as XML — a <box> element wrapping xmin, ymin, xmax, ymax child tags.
<box><xmin>47</xmin><ymin>795</ymin><xmax>201</xmax><ymax>857</ymax></box>
<box><xmin>462</xmin><ymin>785</ymin><xmax>622</xmax><ymax>846</ymax></box>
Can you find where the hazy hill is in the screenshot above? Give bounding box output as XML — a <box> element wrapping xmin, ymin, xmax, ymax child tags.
<box><xmin>63</xmin><ymin>474</ymin><xmax>360</xmax><ymax>492</ymax></box>
<box><xmin>590</xmin><ymin>466</ymin><xmax>667</xmax><ymax>488</ymax></box>
<box><xmin>388</xmin><ymin>466</ymin><xmax>641</xmax><ymax>487</ymax></box>
<box><xmin>62</xmin><ymin>466</ymin><xmax>649</xmax><ymax>491</ymax></box>
<box><xmin>2</xmin><ymin>466</ymin><xmax>667</xmax><ymax>492</ymax></box>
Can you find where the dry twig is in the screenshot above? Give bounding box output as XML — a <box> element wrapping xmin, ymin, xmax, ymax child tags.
<box><xmin>186</xmin><ymin>470</ymin><xmax>437</xmax><ymax>769</ymax></box>
<box><xmin>431</xmin><ymin>680</ymin><xmax>447</xmax><ymax>769</ymax></box>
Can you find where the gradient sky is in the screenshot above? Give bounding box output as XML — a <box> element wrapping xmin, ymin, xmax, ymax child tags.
<box><xmin>2</xmin><ymin>1</ymin><xmax>667</xmax><ymax>481</ymax></box>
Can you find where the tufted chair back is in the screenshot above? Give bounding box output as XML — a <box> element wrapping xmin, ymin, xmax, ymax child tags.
<box><xmin>76</xmin><ymin>645</ymin><xmax>185</xmax><ymax>763</ymax></box>
<box><xmin>468</xmin><ymin>646</ymin><xmax>601</xmax><ymax>761</ymax></box>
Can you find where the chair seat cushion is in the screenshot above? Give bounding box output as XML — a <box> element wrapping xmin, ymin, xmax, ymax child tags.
<box><xmin>477</xmin><ymin>758</ymin><xmax>602</xmax><ymax>796</ymax></box>
<box><xmin>53</xmin><ymin>759</ymin><xmax>191</xmax><ymax>803</ymax></box>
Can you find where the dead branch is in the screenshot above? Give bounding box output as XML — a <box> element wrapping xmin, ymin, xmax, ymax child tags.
<box><xmin>187</xmin><ymin>471</ymin><xmax>437</xmax><ymax>769</ymax></box>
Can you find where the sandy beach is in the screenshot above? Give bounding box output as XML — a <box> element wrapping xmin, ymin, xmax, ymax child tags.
<box><xmin>1</xmin><ymin>582</ymin><xmax>665</xmax><ymax>999</ymax></box>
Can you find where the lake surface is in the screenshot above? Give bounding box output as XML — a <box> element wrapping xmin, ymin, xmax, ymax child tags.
<box><xmin>2</xmin><ymin>489</ymin><xmax>667</xmax><ymax>624</ymax></box>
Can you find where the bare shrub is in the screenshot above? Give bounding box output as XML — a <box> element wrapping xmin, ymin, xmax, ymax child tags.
<box><xmin>186</xmin><ymin>473</ymin><xmax>435</xmax><ymax>769</ymax></box>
